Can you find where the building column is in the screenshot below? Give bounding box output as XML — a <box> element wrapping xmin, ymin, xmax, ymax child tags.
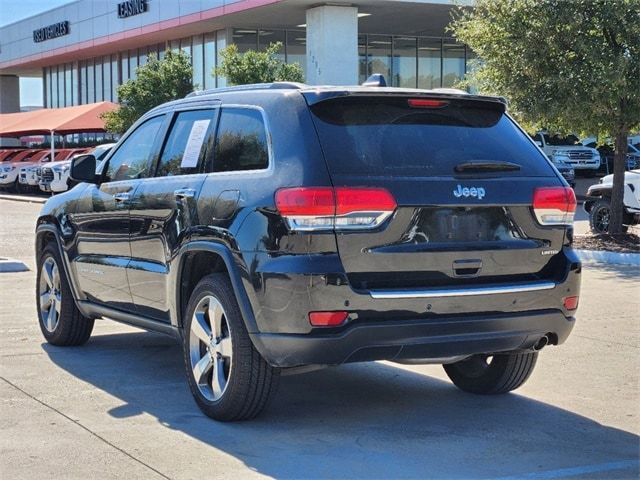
<box><xmin>306</xmin><ymin>5</ymin><xmax>358</xmax><ymax>86</ymax></box>
<box><xmin>0</xmin><ymin>75</ymin><xmax>21</xmax><ymax>146</ymax></box>
<box><xmin>0</xmin><ymin>75</ymin><xmax>20</xmax><ymax>113</ymax></box>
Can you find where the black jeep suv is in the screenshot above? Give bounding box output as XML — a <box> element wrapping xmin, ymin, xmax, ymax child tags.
<box><xmin>35</xmin><ymin>82</ymin><xmax>581</xmax><ymax>421</ymax></box>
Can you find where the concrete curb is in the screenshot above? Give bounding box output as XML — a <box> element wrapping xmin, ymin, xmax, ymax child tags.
<box><xmin>0</xmin><ymin>194</ymin><xmax>47</xmax><ymax>204</ymax></box>
<box><xmin>0</xmin><ymin>258</ymin><xmax>29</xmax><ymax>273</ymax></box>
<box><xmin>575</xmin><ymin>249</ymin><xmax>640</xmax><ymax>266</ymax></box>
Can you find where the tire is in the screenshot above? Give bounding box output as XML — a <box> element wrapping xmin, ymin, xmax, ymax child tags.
<box><xmin>36</xmin><ymin>243</ymin><xmax>94</xmax><ymax>346</ymax></box>
<box><xmin>589</xmin><ymin>198</ymin><xmax>629</xmax><ymax>234</ymax></box>
<box><xmin>12</xmin><ymin>179</ymin><xmax>22</xmax><ymax>194</ymax></box>
<box><xmin>443</xmin><ymin>352</ymin><xmax>538</xmax><ymax>394</ymax></box>
<box><xmin>182</xmin><ymin>273</ymin><xmax>279</xmax><ymax>421</ymax></box>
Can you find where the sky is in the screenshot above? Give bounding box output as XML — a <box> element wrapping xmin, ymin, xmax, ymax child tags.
<box><xmin>1</xmin><ymin>0</ymin><xmax>71</xmax><ymax>107</ymax></box>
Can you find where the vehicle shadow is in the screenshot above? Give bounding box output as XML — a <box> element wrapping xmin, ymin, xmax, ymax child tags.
<box><xmin>582</xmin><ymin>261</ymin><xmax>640</xmax><ymax>282</ymax></box>
<box><xmin>43</xmin><ymin>331</ymin><xmax>639</xmax><ymax>479</ymax></box>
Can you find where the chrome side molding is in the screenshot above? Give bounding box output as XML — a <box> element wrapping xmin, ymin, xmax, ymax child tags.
<box><xmin>369</xmin><ymin>281</ymin><xmax>556</xmax><ymax>299</ymax></box>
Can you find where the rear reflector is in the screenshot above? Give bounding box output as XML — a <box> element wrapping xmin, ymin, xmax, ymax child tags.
<box><xmin>533</xmin><ymin>187</ymin><xmax>576</xmax><ymax>225</ymax></box>
<box><xmin>309</xmin><ymin>311</ymin><xmax>349</xmax><ymax>327</ymax></box>
<box><xmin>563</xmin><ymin>296</ymin><xmax>579</xmax><ymax>310</ymax></box>
<box><xmin>275</xmin><ymin>187</ymin><xmax>397</xmax><ymax>231</ymax></box>
<box><xmin>408</xmin><ymin>98</ymin><xmax>449</xmax><ymax>108</ymax></box>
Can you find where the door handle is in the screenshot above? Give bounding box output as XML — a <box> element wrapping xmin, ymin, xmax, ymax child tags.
<box><xmin>113</xmin><ymin>192</ymin><xmax>130</xmax><ymax>203</ymax></box>
<box><xmin>174</xmin><ymin>188</ymin><xmax>196</xmax><ymax>200</ymax></box>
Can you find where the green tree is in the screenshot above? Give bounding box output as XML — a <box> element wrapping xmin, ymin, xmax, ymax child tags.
<box><xmin>101</xmin><ymin>51</ymin><xmax>193</xmax><ymax>134</ymax></box>
<box><xmin>450</xmin><ymin>0</ymin><xmax>640</xmax><ymax>234</ymax></box>
<box><xmin>214</xmin><ymin>42</ymin><xmax>304</xmax><ymax>85</ymax></box>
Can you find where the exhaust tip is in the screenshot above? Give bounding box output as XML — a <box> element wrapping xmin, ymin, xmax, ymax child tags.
<box><xmin>533</xmin><ymin>335</ymin><xmax>549</xmax><ymax>351</ymax></box>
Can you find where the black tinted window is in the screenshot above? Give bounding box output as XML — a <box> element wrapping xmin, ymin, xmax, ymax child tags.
<box><xmin>156</xmin><ymin>109</ymin><xmax>216</xmax><ymax>177</ymax></box>
<box><xmin>213</xmin><ymin>108</ymin><xmax>268</xmax><ymax>172</ymax></box>
<box><xmin>310</xmin><ymin>97</ymin><xmax>554</xmax><ymax>177</ymax></box>
<box><xmin>105</xmin><ymin>116</ymin><xmax>164</xmax><ymax>182</ymax></box>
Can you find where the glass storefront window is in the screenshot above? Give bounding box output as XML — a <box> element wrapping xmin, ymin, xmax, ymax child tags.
<box><xmin>95</xmin><ymin>59</ymin><xmax>103</xmax><ymax>101</ymax></box>
<box><xmin>418</xmin><ymin>38</ymin><xmax>442</xmax><ymax>89</ymax></box>
<box><xmin>87</xmin><ymin>59</ymin><xmax>95</xmax><ymax>104</ymax></box>
<box><xmin>72</xmin><ymin>63</ymin><xmax>79</xmax><ymax>105</ymax></box>
<box><xmin>358</xmin><ymin>35</ymin><xmax>367</xmax><ymax>84</ymax></box>
<box><xmin>103</xmin><ymin>56</ymin><xmax>111</xmax><ymax>102</ymax></box>
<box><xmin>65</xmin><ymin>64</ymin><xmax>72</xmax><ymax>106</ymax></box>
<box><xmin>366</xmin><ymin>35</ymin><xmax>392</xmax><ymax>81</ymax></box>
<box><xmin>259</xmin><ymin>30</ymin><xmax>285</xmax><ymax>60</ymax></box>
<box><xmin>392</xmin><ymin>37</ymin><xmax>417</xmax><ymax>88</ymax></box>
<box><xmin>57</xmin><ymin>66</ymin><xmax>64</xmax><ymax>107</ymax></box>
<box><xmin>129</xmin><ymin>50</ymin><xmax>139</xmax><ymax>80</ymax></box>
<box><xmin>234</xmin><ymin>29</ymin><xmax>258</xmax><ymax>53</ymax></box>
<box><xmin>286</xmin><ymin>30</ymin><xmax>306</xmax><ymax>78</ymax></box>
<box><xmin>442</xmin><ymin>42</ymin><xmax>465</xmax><ymax>88</ymax></box>
<box><xmin>121</xmin><ymin>51</ymin><xmax>129</xmax><ymax>83</ymax></box>
<box><xmin>193</xmin><ymin>34</ymin><xmax>204</xmax><ymax>90</ymax></box>
<box><xmin>111</xmin><ymin>56</ymin><xmax>118</xmax><ymax>101</ymax></box>
<box><xmin>204</xmin><ymin>32</ymin><xmax>216</xmax><ymax>89</ymax></box>
<box><xmin>180</xmin><ymin>37</ymin><xmax>192</xmax><ymax>60</ymax></box>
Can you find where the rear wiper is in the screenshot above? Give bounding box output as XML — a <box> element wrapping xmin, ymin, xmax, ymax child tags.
<box><xmin>454</xmin><ymin>161</ymin><xmax>521</xmax><ymax>173</ymax></box>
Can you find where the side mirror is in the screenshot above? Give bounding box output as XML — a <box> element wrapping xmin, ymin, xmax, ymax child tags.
<box><xmin>70</xmin><ymin>154</ymin><xmax>99</xmax><ymax>184</ymax></box>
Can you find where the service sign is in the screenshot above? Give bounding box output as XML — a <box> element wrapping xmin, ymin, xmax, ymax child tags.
<box><xmin>118</xmin><ymin>0</ymin><xmax>147</xmax><ymax>18</ymax></box>
<box><xmin>33</xmin><ymin>21</ymin><xmax>69</xmax><ymax>43</ymax></box>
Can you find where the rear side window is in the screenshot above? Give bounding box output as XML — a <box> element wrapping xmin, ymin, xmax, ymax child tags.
<box><xmin>309</xmin><ymin>97</ymin><xmax>554</xmax><ymax>177</ymax></box>
<box><xmin>212</xmin><ymin>108</ymin><xmax>269</xmax><ymax>172</ymax></box>
<box><xmin>156</xmin><ymin>109</ymin><xmax>216</xmax><ymax>177</ymax></box>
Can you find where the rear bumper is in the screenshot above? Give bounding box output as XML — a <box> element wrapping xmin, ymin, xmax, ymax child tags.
<box><xmin>251</xmin><ymin>309</ymin><xmax>575</xmax><ymax>367</ymax></box>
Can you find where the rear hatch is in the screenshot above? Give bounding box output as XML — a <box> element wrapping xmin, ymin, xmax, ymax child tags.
<box><xmin>306</xmin><ymin>93</ymin><xmax>572</xmax><ymax>291</ymax></box>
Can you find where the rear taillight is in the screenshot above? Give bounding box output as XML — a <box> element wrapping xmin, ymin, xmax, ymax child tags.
<box><xmin>275</xmin><ymin>187</ymin><xmax>397</xmax><ymax>231</ymax></box>
<box><xmin>533</xmin><ymin>187</ymin><xmax>576</xmax><ymax>225</ymax></box>
<box><xmin>309</xmin><ymin>311</ymin><xmax>349</xmax><ymax>327</ymax></box>
<box><xmin>563</xmin><ymin>296</ymin><xmax>579</xmax><ymax>310</ymax></box>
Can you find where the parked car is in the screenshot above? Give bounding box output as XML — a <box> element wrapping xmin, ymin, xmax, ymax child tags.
<box><xmin>40</xmin><ymin>144</ymin><xmax>114</xmax><ymax>194</ymax></box>
<box><xmin>580</xmin><ymin>139</ymin><xmax>640</xmax><ymax>173</ymax></box>
<box><xmin>19</xmin><ymin>151</ymin><xmax>52</xmax><ymax>191</ymax></box>
<box><xmin>549</xmin><ymin>156</ymin><xmax>576</xmax><ymax>188</ymax></box>
<box><xmin>584</xmin><ymin>170</ymin><xmax>640</xmax><ymax>233</ymax></box>
<box><xmin>35</xmin><ymin>82</ymin><xmax>581</xmax><ymax>421</ymax></box>
<box><xmin>531</xmin><ymin>132</ymin><xmax>600</xmax><ymax>175</ymax></box>
<box><xmin>0</xmin><ymin>149</ymin><xmax>43</xmax><ymax>192</ymax></box>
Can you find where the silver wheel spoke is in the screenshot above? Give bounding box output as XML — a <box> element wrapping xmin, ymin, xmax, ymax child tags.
<box><xmin>54</xmin><ymin>295</ymin><xmax>62</xmax><ymax>314</ymax></box>
<box><xmin>39</xmin><ymin>292</ymin><xmax>51</xmax><ymax>309</ymax></box>
<box><xmin>192</xmin><ymin>354</ymin><xmax>213</xmax><ymax>384</ymax></box>
<box><xmin>211</xmin><ymin>358</ymin><xmax>226</xmax><ymax>398</ymax></box>
<box><xmin>44</xmin><ymin>260</ymin><xmax>54</xmax><ymax>288</ymax></box>
<box><xmin>52</xmin><ymin>264</ymin><xmax>60</xmax><ymax>290</ymax></box>
<box><xmin>217</xmin><ymin>336</ymin><xmax>233</xmax><ymax>359</ymax></box>
<box><xmin>46</xmin><ymin>304</ymin><xmax>57</xmax><ymax>331</ymax></box>
<box><xmin>191</xmin><ymin>312</ymin><xmax>211</xmax><ymax>344</ymax></box>
<box><xmin>207</xmin><ymin>299</ymin><xmax>224</xmax><ymax>339</ymax></box>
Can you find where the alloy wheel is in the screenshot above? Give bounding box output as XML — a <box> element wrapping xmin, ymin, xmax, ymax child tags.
<box><xmin>39</xmin><ymin>256</ymin><xmax>61</xmax><ymax>332</ymax></box>
<box><xmin>593</xmin><ymin>205</ymin><xmax>611</xmax><ymax>233</ymax></box>
<box><xmin>189</xmin><ymin>295</ymin><xmax>233</xmax><ymax>402</ymax></box>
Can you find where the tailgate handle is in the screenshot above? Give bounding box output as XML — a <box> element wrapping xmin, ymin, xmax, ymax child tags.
<box><xmin>453</xmin><ymin>259</ymin><xmax>482</xmax><ymax>277</ymax></box>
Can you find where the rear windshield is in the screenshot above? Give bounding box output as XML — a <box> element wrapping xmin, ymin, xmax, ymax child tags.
<box><xmin>309</xmin><ymin>96</ymin><xmax>554</xmax><ymax>177</ymax></box>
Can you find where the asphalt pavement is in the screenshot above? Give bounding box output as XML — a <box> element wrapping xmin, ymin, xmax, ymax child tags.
<box><xmin>0</xmin><ymin>198</ymin><xmax>638</xmax><ymax>479</ymax></box>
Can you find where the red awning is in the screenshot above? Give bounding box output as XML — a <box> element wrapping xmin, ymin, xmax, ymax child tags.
<box><xmin>0</xmin><ymin>102</ymin><xmax>118</xmax><ymax>137</ymax></box>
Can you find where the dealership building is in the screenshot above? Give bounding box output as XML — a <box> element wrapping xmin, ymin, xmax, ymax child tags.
<box><xmin>0</xmin><ymin>0</ymin><xmax>471</xmax><ymax>114</ymax></box>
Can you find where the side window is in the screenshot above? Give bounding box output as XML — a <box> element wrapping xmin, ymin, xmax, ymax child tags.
<box><xmin>532</xmin><ymin>133</ymin><xmax>542</xmax><ymax>143</ymax></box>
<box><xmin>155</xmin><ymin>109</ymin><xmax>216</xmax><ymax>177</ymax></box>
<box><xmin>213</xmin><ymin>108</ymin><xmax>269</xmax><ymax>172</ymax></box>
<box><xmin>104</xmin><ymin>115</ymin><xmax>164</xmax><ymax>182</ymax></box>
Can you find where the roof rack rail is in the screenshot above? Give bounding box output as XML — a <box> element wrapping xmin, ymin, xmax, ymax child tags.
<box><xmin>186</xmin><ymin>82</ymin><xmax>307</xmax><ymax>98</ymax></box>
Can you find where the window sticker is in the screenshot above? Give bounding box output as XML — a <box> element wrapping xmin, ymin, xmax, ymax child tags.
<box><xmin>181</xmin><ymin>119</ymin><xmax>211</xmax><ymax>168</ymax></box>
